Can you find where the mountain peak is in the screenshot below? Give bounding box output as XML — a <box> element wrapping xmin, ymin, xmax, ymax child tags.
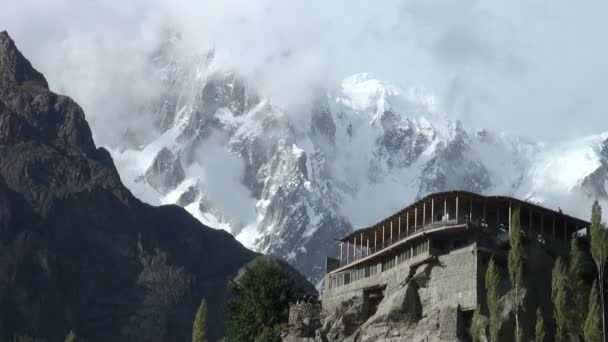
<box><xmin>0</xmin><ymin>31</ymin><xmax>48</xmax><ymax>91</ymax></box>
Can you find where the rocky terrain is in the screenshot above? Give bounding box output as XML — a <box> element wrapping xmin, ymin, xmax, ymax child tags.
<box><xmin>0</xmin><ymin>31</ymin><xmax>314</xmax><ymax>341</ymax></box>
<box><xmin>105</xmin><ymin>39</ymin><xmax>608</xmax><ymax>286</ymax></box>
<box><xmin>283</xmin><ymin>235</ymin><xmax>584</xmax><ymax>342</ymax></box>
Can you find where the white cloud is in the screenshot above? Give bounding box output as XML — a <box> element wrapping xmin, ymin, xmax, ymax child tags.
<box><xmin>1</xmin><ymin>0</ymin><xmax>608</xmax><ymax>142</ymax></box>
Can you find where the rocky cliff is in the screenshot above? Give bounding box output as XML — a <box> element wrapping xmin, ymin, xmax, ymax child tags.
<box><xmin>104</xmin><ymin>39</ymin><xmax>608</xmax><ymax>286</ymax></box>
<box><xmin>0</xmin><ymin>31</ymin><xmax>314</xmax><ymax>342</ymax></box>
<box><xmin>283</xmin><ymin>235</ymin><xmax>591</xmax><ymax>342</ymax></box>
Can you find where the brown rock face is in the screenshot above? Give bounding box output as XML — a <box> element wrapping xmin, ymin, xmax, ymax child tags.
<box><xmin>0</xmin><ymin>31</ymin><xmax>262</xmax><ymax>342</ymax></box>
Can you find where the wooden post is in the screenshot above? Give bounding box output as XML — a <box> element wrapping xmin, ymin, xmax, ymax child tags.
<box><xmin>529</xmin><ymin>208</ymin><xmax>533</xmax><ymax>233</ymax></box>
<box><xmin>508</xmin><ymin>201</ymin><xmax>512</xmax><ymax>231</ymax></box>
<box><xmin>541</xmin><ymin>214</ymin><xmax>544</xmax><ymax>235</ymax></box>
<box><xmin>415</xmin><ymin>207</ymin><xmax>418</xmax><ymax>229</ymax></box>
<box><xmin>340</xmin><ymin>243</ymin><xmax>343</xmax><ymax>264</ymax></box>
<box><xmin>456</xmin><ymin>196</ymin><xmax>459</xmax><ymax>222</ymax></box>
<box><xmin>406</xmin><ymin>211</ymin><xmax>410</xmax><ymax>235</ymax></box>
<box><xmin>444</xmin><ymin>197</ymin><xmax>447</xmax><ymax>220</ymax></box>
<box><xmin>390</xmin><ymin>221</ymin><xmax>393</xmax><ymax>242</ymax></box>
<box><xmin>382</xmin><ymin>225</ymin><xmax>385</xmax><ymax>248</ymax></box>
<box><xmin>469</xmin><ymin>197</ymin><xmax>473</xmax><ymax>221</ymax></box>
<box><xmin>354</xmin><ymin>236</ymin><xmax>357</xmax><ymax>260</ymax></box>
<box><xmin>346</xmin><ymin>241</ymin><xmax>350</xmax><ymax>263</ymax></box>
<box><xmin>423</xmin><ymin>202</ymin><xmax>426</xmax><ymax>226</ymax></box>
<box><xmin>366</xmin><ymin>239</ymin><xmax>370</xmax><ymax>256</ymax></box>
<box><xmin>431</xmin><ymin>198</ymin><xmax>435</xmax><ymax>223</ymax></box>
<box><xmin>483</xmin><ymin>200</ymin><xmax>487</xmax><ymax>222</ymax></box>
<box><xmin>398</xmin><ymin>216</ymin><xmax>401</xmax><ymax>239</ymax></box>
<box><xmin>361</xmin><ymin>233</ymin><xmax>364</xmax><ymax>257</ymax></box>
<box><xmin>497</xmin><ymin>207</ymin><xmax>500</xmax><ymax>228</ymax></box>
<box><xmin>374</xmin><ymin>230</ymin><xmax>377</xmax><ymax>251</ymax></box>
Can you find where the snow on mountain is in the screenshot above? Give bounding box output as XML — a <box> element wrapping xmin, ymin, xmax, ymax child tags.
<box><xmin>108</xmin><ymin>51</ymin><xmax>608</xmax><ymax>284</ymax></box>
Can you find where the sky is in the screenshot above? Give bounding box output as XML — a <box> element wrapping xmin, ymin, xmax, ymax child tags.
<box><xmin>2</xmin><ymin>0</ymin><xmax>608</xmax><ymax>143</ymax></box>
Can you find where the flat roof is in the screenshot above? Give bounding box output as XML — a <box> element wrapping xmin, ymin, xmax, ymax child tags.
<box><xmin>338</xmin><ymin>190</ymin><xmax>591</xmax><ymax>243</ymax></box>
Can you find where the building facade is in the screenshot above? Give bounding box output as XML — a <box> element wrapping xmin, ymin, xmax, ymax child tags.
<box><xmin>320</xmin><ymin>191</ymin><xmax>589</xmax><ymax>340</ymax></box>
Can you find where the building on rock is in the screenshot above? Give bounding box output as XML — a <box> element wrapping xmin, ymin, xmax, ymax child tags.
<box><xmin>284</xmin><ymin>191</ymin><xmax>590</xmax><ymax>342</ymax></box>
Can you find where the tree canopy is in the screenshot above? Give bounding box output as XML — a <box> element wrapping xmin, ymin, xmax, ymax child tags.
<box><xmin>225</xmin><ymin>259</ymin><xmax>302</xmax><ymax>342</ymax></box>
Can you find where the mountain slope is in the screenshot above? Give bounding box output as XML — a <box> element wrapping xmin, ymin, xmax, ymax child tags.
<box><xmin>107</xmin><ymin>45</ymin><xmax>608</xmax><ymax>286</ymax></box>
<box><xmin>0</xmin><ymin>31</ymin><xmax>264</xmax><ymax>342</ymax></box>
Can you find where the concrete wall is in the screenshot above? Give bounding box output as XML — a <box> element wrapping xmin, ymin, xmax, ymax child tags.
<box><xmin>323</xmin><ymin>241</ymin><xmax>479</xmax><ymax>320</ymax></box>
<box><xmin>427</xmin><ymin>246</ymin><xmax>478</xmax><ymax>311</ymax></box>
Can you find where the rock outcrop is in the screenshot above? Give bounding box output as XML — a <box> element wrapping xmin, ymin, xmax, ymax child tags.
<box><xmin>145</xmin><ymin>147</ymin><xmax>186</xmax><ymax>194</ymax></box>
<box><xmin>284</xmin><ymin>236</ymin><xmax>580</xmax><ymax>342</ymax></box>
<box><xmin>0</xmin><ymin>31</ymin><xmax>313</xmax><ymax>342</ymax></box>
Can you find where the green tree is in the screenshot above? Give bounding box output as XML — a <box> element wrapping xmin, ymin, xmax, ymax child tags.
<box><xmin>225</xmin><ymin>259</ymin><xmax>301</xmax><ymax>342</ymax></box>
<box><xmin>552</xmin><ymin>258</ymin><xmax>570</xmax><ymax>342</ymax></box>
<box><xmin>192</xmin><ymin>298</ymin><xmax>207</xmax><ymax>342</ymax></box>
<box><xmin>535</xmin><ymin>308</ymin><xmax>546</xmax><ymax>342</ymax></box>
<box><xmin>470</xmin><ymin>305</ymin><xmax>484</xmax><ymax>342</ymax></box>
<box><xmin>486</xmin><ymin>258</ymin><xmax>500</xmax><ymax>342</ymax></box>
<box><xmin>569</xmin><ymin>238</ymin><xmax>590</xmax><ymax>340</ymax></box>
<box><xmin>585</xmin><ymin>282</ymin><xmax>603</xmax><ymax>342</ymax></box>
<box><xmin>65</xmin><ymin>330</ymin><xmax>83</xmax><ymax>342</ymax></box>
<box><xmin>590</xmin><ymin>201</ymin><xmax>607</xmax><ymax>342</ymax></box>
<box><xmin>10</xmin><ymin>336</ymin><xmax>35</xmax><ymax>342</ymax></box>
<box><xmin>508</xmin><ymin>207</ymin><xmax>524</xmax><ymax>342</ymax></box>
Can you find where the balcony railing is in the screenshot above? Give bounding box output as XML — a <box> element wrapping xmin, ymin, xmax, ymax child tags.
<box><xmin>337</xmin><ymin>217</ymin><xmax>471</xmax><ymax>269</ymax></box>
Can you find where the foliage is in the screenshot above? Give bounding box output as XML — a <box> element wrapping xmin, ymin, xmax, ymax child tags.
<box><xmin>64</xmin><ymin>330</ymin><xmax>82</xmax><ymax>342</ymax></box>
<box><xmin>225</xmin><ymin>259</ymin><xmax>301</xmax><ymax>342</ymax></box>
<box><xmin>10</xmin><ymin>336</ymin><xmax>41</xmax><ymax>342</ymax></box>
<box><xmin>470</xmin><ymin>305</ymin><xmax>484</xmax><ymax>342</ymax></box>
<box><xmin>552</xmin><ymin>258</ymin><xmax>570</xmax><ymax>342</ymax></box>
<box><xmin>192</xmin><ymin>298</ymin><xmax>207</xmax><ymax>342</ymax></box>
<box><xmin>485</xmin><ymin>258</ymin><xmax>500</xmax><ymax>342</ymax></box>
<box><xmin>568</xmin><ymin>238</ymin><xmax>590</xmax><ymax>340</ymax></box>
<box><xmin>508</xmin><ymin>207</ymin><xmax>523</xmax><ymax>342</ymax></box>
<box><xmin>10</xmin><ymin>337</ymin><xmax>33</xmax><ymax>342</ymax></box>
<box><xmin>584</xmin><ymin>282</ymin><xmax>602</xmax><ymax>342</ymax></box>
<box><xmin>253</xmin><ymin>324</ymin><xmax>285</xmax><ymax>342</ymax></box>
<box><xmin>589</xmin><ymin>201</ymin><xmax>607</xmax><ymax>342</ymax></box>
<box><xmin>535</xmin><ymin>308</ymin><xmax>546</xmax><ymax>342</ymax></box>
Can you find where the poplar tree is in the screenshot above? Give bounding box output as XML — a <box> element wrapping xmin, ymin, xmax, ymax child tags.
<box><xmin>585</xmin><ymin>282</ymin><xmax>602</xmax><ymax>342</ymax></box>
<box><xmin>508</xmin><ymin>207</ymin><xmax>523</xmax><ymax>342</ymax></box>
<box><xmin>65</xmin><ymin>330</ymin><xmax>82</xmax><ymax>342</ymax></box>
<box><xmin>192</xmin><ymin>298</ymin><xmax>207</xmax><ymax>342</ymax></box>
<box><xmin>552</xmin><ymin>258</ymin><xmax>569</xmax><ymax>342</ymax></box>
<box><xmin>569</xmin><ymin>238</ymin><xmax>590</xmax><ymax>340</ymax></box>
<box><xmin>486</xmin><ymin>258</ymin><xmax>500</xmax><ymax>342</ymax></box>
<box><xmin>535</xmin><ymin>308</ymin><xmax>546</xmax><ymax>342</ymax></box>
<box><xmin>470</xmin><ymin>305</ymin><xmax>484</xmax><ymax>342</ymax></box>
<box><xmin>590</xmin><ymin>201</ymin><xmax>607</xmax><ymax>342</ymax></box>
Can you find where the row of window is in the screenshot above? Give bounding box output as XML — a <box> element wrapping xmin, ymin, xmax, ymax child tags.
<box><xmin>328</xmin><ymin>239</ymin><xmax>430</xmax><ymax>290</ymax></box>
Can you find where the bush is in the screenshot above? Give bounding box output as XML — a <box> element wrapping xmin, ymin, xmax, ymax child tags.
<box><xmin>225</xmin><ymin>259</ymin><xmax>301</xmax><ymax>342</ymax></box>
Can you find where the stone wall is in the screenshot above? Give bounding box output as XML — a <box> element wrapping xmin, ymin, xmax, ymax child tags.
<box><xmin>288</xmin><ymin>234</ymin><xmax>574</xmax><ymax>342</ymax></box>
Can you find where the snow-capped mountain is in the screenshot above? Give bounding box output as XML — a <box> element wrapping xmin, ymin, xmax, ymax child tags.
<box><xmin>109</xmin><ymin>48</ymin><xmax>608</xmax><ymax>285</ymax></box>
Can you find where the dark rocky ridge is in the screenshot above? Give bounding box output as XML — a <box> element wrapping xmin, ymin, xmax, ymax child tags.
<box><xmin>0</xmin><ymin>31</ymin><xmax>315</xmax><ymax>341</ymax></box>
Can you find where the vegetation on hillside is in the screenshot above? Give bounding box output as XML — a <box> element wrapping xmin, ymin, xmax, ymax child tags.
<box><xmin>225</xmin><ymin>259</ymin><xmax>302</xmax><ymax>342</ymax></box>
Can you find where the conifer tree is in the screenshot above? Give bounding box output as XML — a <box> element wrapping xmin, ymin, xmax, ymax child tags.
<box><xmin>590</xmin><ymin>201</ymin><xmax>607</xmax><ymax>342</ymax></box>
<box><xmin>65</xmin><ymin>330</ymin><xmax>81</xmax><ymax>342</ymax></box>
<box><xmin>585</xmin><ymin>282</ymin><xmax>602</xmax><ymax>342</ymax></box>
<box><xmin>486</xmin><ymin>258</ymin><xmax>500</xmax><ymax>342</ymax></box>
<box><xmin>569</xmin><ymin>238</ymin><xmax>590</xmax><ymax>340</ymax></box>
<box><xmin>508</xmin><ymin>207</ymin><xmax>523</xmax><ymax>342</ymax></box>
<box><xmin>192</xmin><ymin>298</ymin><xmax>207</xmax><ymax>342</ymax></box>
<box><xmin>552</xmin><ymin>258</ymin><xmax>570</xmax><ymax>342</ymax></box>
<box><xmin>470</xmin><ymin>305</ymin><xmax>484</xmax><ymax>342</ymax></box>
<box><xmin>535</xmin><ymin>308</ymin><xmax>546</xmax><ymax>342</ymax></box>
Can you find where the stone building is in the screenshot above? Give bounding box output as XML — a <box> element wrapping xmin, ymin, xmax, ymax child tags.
<box><xmin>284</xmin><ymin>191</ymin><xmax>590</xmax><ymax>342</ymax></box>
